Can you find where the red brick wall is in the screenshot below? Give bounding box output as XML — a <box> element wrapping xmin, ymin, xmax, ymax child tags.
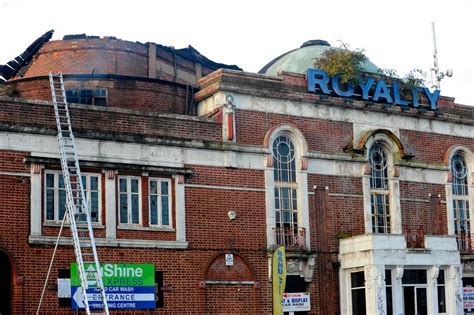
<box><xmin>9</xmin><ymin>77</ymin><xmax>189</xmax><ymax>114</ymax></box>
<box><xmin>0</xmin><ymin>151</ymin><xmax>32</xmax><ymax>314</ymax></box>
<box><xmin>0</xmin><ymin>150</ymin><xmax>30</xmax><ymax>173</ymax></box>
<box><xmin>400</xmin><ymin>182</ymin><xmax>448</xmax><ymax>236</ymax></box>
<box><xmin>0</xmin><ymin>156</ymin><xmax>272</xmax><ymax>313</ymax></box>
<box><xmin>401</xmin><ymin>129</ymin><xmax>474</xmax><ymax>164</ymax></box>
<box><xmin>235</xmin><ymin>109</ymin><xmax>353</xmax><ymax>153</ymax></box>
<box><xmin>185</xmin><ymin>187</ymin><xmax>267</xmax><ymax>251</ymax></box>
<box><xmin>17</xmin><ymin>39</ymin><xmax>148</xmax><ymax>79</ymax></box>
<box><xmin>205</xmin><ymin>285</ymin><xmax>256</xmax><ymax>313</ymax></box>
<box><xmin>0</xmin><ymin>98</ymin><xmax>221</xmax><ymax>142</ymax></box>
<box><xmin>187</xmin><ymin>166</ymin><xmax>265</xmax><ymax>188</ymax></box>
<box><xmin>309</xmin><ymin>174</ymin><xmax>365</xmax><ymax>252</ymax></box>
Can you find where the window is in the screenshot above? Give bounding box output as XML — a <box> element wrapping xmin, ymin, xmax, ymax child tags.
<box><xmin>385</xmin><ymin>269</ymin><xmax>393</xmax><ymax>315</ymax></box>
<box><xmin>437</xmin><ymin>269</ymin><xmax>446</xmax><ymax>313</ymax></box>
<box><xmin>273</xmin><ymin>135</ymin><xmax>300</xmax><ymax>247</ymax></box>
<box><xmin>149</xmin><ymin>178</ymin><xmax>172</xmax><ymax>227</ymax></box>
<box><xmin>369</xmin><ymin>141</ymin><xmax>390</xmax><ymax>233</ymax></box>
<box><xmin>45</xmin><ymin>172</ymin><xmax>101</xmax><ymax>223</ymax></box>
<box><xmin>66</xmin><ymin>89</ymin><xmax>107</xmax><ymax>106</ymax></box>
<box><xmin>119</xmin><ymin>177</ymin><xmax>141</xmax><ymax>225</ymax></box>
<box><xmin>451</xmin><ymin>152</ymin><xmax>471</xmax><ymax>252</ymax></box>
<box><xmin>351</xmin><ymin>271</ymin><xmax>366</xmax><ymax>315</ymax></box>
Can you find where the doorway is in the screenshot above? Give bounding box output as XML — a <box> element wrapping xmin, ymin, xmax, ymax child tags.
<box><xmin>403</xmin><ymin>286</ymin><xmax>427</xmax><ymax>315</ymax></box>
<box><xmin>402</xmin><ymin>269</ymin><xmax>428</xmax><ymax>315</ymax></box>
<box><xmin>0</xmin><ymin>250</ymin><xmax>12</xmax><ymax>315</ymax></box>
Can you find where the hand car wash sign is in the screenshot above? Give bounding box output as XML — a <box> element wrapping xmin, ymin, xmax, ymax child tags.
<box><xmin>71</xmin><ymin>263</ymin><xmax>155</xmax><ymax>310</ymax></box>
<box><xmin>307</xmin><ymin>69</ymin><xmax>440</xmax><ymax>110</ymax></box>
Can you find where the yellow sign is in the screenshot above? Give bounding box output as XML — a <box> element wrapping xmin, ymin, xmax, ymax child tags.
<box><xmin>272</xmin><ymin>246</ymin><xmax>286</xmax><ymax>315</ymax></box>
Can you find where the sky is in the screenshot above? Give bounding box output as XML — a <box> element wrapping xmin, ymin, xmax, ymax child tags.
<box><xmin>1</xmin><ymin>0</ymin><xmax>473</xmax><ymax>105</ymax></box>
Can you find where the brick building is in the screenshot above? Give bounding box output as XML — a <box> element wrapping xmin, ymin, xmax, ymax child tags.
<box><xmin>0</xmin><ymin>33</ymin><xmax>473</xmax><ymax>314</ymax></box>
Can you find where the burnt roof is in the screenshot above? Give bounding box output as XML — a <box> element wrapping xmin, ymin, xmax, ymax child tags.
<box><xmin>155</xmin><ymin>43</ymin><xmax>241</xmax><ymax>71</ymax></box>
<box><xmin>0</xmin><ymin>30</ymin><xmax>54</xmax><ymax>82</ymax></box>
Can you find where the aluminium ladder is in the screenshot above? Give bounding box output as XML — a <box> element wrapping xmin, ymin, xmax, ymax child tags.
<box><xmin>49</xmin><ymin>73</ymin><xmax>109</xmax><ymax>315</ymax></box>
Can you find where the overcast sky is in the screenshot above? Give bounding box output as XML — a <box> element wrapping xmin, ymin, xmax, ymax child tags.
<box><xmin>1</xmin><ymin>0</ymin><xmax>472</xmax><ymax>105</ymax></box>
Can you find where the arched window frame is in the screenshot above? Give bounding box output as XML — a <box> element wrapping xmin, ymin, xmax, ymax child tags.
<box><xmin>362</xmin><ymin>133</ymin><xmax>402</xmax><ymax>234</ymax></box>
<box><xmin>264</xmin><ymin>125</ymin><xmax>309</xmax><ymax>249</ymax></box>
<box><xmin>446</xmin><ymin>147</ymin><xmax>474</xmax><ymax>252</ymax></box>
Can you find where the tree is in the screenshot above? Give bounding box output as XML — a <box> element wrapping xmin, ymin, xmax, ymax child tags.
<box><xmin>313</xmin><ymin>42</ymin><xmax>368</xmax><ymax>85</ymax></box>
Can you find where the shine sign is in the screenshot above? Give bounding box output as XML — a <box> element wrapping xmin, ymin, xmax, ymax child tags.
<box><xmin>306</xmin><ymin>68</ymin><xmax>440</xmax><ymax>110</ymax></box>
<box><xmin>71</xmin><ymin>263</ymin><xmax>155</xmax><ymax>310</ymax></box>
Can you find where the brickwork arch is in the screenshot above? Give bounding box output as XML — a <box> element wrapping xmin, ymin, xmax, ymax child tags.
<box><xmin>263</xmin><ymin>123</ymin><xmax>308</xmax><ymax>157</ymax></box>
<box><xmin>356</xmin><ymin>129</ymin><xmax>405</xmax><ymax>160</ymax></box>
<box><xmin>444</xmin><ymin>145</ymin><xmax>473</xmax><ymax>167</ymax></box>
<box><xmin>201</xmin><ymin>253</ymin><xmax>259</xmax><ymax>314</ymax></box>
<box><xmin>204</xmin><ymin>252</ymin><xmax>255</xmax><ymax>281</ymax></box>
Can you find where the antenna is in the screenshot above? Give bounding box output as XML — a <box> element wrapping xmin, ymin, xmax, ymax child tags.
<box><xmin>431</xmin><ymin>22</ymin><xmax>453</xmax><ymax>89</ymax></box>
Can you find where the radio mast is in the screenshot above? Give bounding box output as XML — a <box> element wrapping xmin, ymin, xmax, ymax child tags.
<box><xmin>431</xmin><ymin>22</ymin><xmax>453</xmax><ymax>89</ymax></box>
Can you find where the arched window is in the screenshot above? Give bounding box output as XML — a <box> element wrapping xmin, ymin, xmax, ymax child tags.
<box><xmin>369</xmin><ymin>141</ymin><xmax>390</xmax><ymax>233</ymax></box>
<box><xmin>264</xmin><ymin>125</ymin><xmax>309</xmax><ymax>251</ymax></box>
<box><xmin>451</xmin><ymin>152</ymin><xmax>471</xmax><ymax>251</ymax></box>
<box><xmin>273</xmin><ymin>135</ymin><xmax>298</xmax><ymax>232</ymax></box>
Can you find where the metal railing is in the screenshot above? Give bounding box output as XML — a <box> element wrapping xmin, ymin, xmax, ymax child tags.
<box><xmin>404</xmin><ymin>225</ymin><xmax>425</xmax><ymax>249</ymax></box>
<box><xmin>456</xmin><ymin>233</ymin><xmax>472</xmax><ymax>253</ymax></box>
<box><xmin>273</xmin><ymin>227</ymin><xmax>306</xmax><ymax>251</ymax></box>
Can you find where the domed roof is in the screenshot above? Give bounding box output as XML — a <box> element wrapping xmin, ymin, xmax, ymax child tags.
<box><xmin>258</xmin><ymin>39</ymin><xmax>379</xmax><ymax>76</ymax></box>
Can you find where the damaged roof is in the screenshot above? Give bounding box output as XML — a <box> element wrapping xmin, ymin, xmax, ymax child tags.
<box><xmin>0</xmin><ymin>30</ymin><xmax>54</xmax><ymax>82</ymax></box>
<box><xmin>58</xmin><ymin>33</ymin><xmax>241</xmax><ymax>71</ymax></box>
<box><xmin>155</xmin><ymin>43</ymin><xmax>241</xmax><ymax>71</ymax></box>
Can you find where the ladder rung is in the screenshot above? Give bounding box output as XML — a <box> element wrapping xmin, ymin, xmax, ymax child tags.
<box><xmin>50</xmin><ymin>73</ymin><xmax>108</xmax><ymax>314</ymax></box>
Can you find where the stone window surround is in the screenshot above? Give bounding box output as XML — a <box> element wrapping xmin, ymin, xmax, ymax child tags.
<box><xmin>117</xmin><ymin>175</ymin><xmax>142</xmax><ymax>226</ymax></box>
<box><xmin>362</xmin><ymin>133</ymin><xmax>402</xmax><ymax>235</ymax></box>
<box><xmin>148</xmin><ymin>177</ymin><xmax>173</xmax><ymax>228</ymax></box>
<box><xmin>446</xmin><ymin>146</ymin><xmax>474</xmax><ymax>238</ymax></box>
<box><xmin>264</xmin><ymin>124</ymin><xmax>310</xmax><ymax>249</ymax></box>
<box><xmin>43</xmin><ymin>170</ymin><xmax>102</xmax><ymax>224</ymax></box>
<box><xmin>29</xmin><ymin>162</ymin><xmax>188</xmax><ymax>249</ymax></box>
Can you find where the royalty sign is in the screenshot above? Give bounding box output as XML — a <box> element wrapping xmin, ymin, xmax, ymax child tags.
<box><xmin>307</xmin><ymin>68</ymin><xmax>440</xmax><ymax>110</ymax></box>
<box><xmin>71</xmin><ymin>263</ymin><xmax>155</xmax><ymax>310</ymax></box>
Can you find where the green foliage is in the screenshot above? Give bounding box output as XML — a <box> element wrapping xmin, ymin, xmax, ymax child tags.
<box><xmin>377</xmin><ymin>68</ymin><xmax>427</xmax><ymax>93</ymax></box>
<box><xmin>313</xmin><ymin>42</ymin><xmax>368</xmax><ymax>85</ymax></box>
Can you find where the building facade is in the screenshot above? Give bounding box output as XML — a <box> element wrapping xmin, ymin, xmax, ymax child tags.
<box><xmin>0</xmin><ymin>34</ymin><xmax>473</xmax><ymax>314</ymax></box>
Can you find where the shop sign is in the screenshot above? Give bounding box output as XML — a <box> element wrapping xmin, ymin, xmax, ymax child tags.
<box><xmin>307</xmin><ymin>68</ymin><xmax>440</xmax><ymax>110</ymax></box>
<box><xmin>71</xmin><ymin>263</ymin><xmax>155</xmax><ymax>310</ymax></box>
<box><xmin>282</xmin><ymin>292</ymin><xmax>311</xmax><ymax>312</ymax></box>
<box><xmin>272</xmin><ymin>246</ymin><xmax>286</xmax><ymax>315</ymax></box>
<box><xmin>464</xmin><ymin>287</ymin><xmax>474</xmax><ymax>310</ymax></box>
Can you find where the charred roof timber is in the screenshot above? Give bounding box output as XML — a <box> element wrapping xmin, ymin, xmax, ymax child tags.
<box><xmin>0</xmin><ymin>30</ymin><xmax>54</xmax><ymax>82</ymax></box>
<box><xmin>154</xmin><ymin>43</ymin><xmax>241</xmax><ymax>71</ymax></box>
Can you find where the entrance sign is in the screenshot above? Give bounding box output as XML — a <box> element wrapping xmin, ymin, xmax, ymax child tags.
<box><xmin>307</xmin><ymin>68</ymin><xmax>440</xmax><ymax>110</ymax></box>
<box><xmin>464</xmin><ymin>287</ymin><xmax>474</xmax><ymax>310</ymax></box>
<box><xmin>282</xmin><ymin>292</ymin><xmax>311</xmax><ymax>312</ymax></box>
<box><xmin>272</xmin><ymin>246</ymin><xmax>286</xmax><ymax>315</ymax></box>
<box><xmin>71</xmin><ymin>263</ymin><xmax>155</xmax><ymax>310</ymax></box>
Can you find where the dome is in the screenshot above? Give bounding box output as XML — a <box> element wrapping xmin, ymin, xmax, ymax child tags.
<box><xmin>258</xmin><ymin>39</ymin><xmax>379</xmax><ymax>76</ymax></box>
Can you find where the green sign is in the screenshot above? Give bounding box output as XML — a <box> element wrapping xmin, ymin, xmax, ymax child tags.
<box><xmin>71</xmin><ymin>263</ymin><xmax>154</xmax><ymax>286</ymax></box>
<box><xmin>71</xmin><ymin>263</ymin><xmax>156</xmax><ymax>310</ymax></box>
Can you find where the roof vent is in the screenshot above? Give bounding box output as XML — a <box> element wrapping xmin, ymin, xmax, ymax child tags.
<box><xmin>300</xmin><ymin>40</ymin><xmax>331</xmax><ymax>48</ymax></box>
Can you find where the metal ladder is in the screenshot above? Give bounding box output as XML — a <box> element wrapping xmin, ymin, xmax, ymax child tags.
<box><xmin>49</xmin><ymin>73</ymin><xmax>109</xmax><ymax>315</ymax></box>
